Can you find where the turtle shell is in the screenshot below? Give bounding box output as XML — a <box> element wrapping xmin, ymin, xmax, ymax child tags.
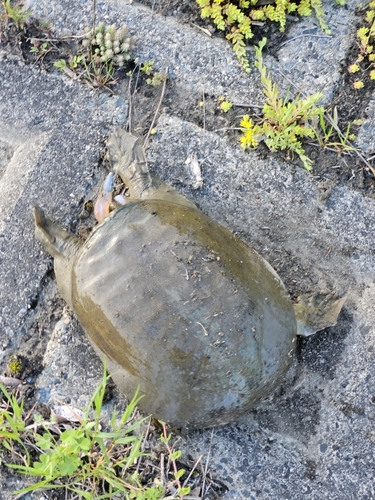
<box><xmin>71</xmin><ymin>199</ymin><xmax>296</xmax><ymax>428</ymax></box>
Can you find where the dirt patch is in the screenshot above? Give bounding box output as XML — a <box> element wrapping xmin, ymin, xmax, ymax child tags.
<box><xmin>296</xmin><ymin>307</ymin><xmax>353</xmax><ymax>379</ymax></box>
<box><xmin>1</xmin><ymin>273</ymin><xmax>64</xmax><ymax>384</ymax></box>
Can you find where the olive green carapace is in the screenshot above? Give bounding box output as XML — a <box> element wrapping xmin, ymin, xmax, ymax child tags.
<box><xmin>34</xmin><ymin>128</ymin><xmax>297</xmax><ymax>429</ymax></box>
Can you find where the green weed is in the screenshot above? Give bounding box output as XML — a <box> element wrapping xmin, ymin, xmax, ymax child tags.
<box><xmin>240</xmin><ymin>38</ymin><xmax>324</xmax><ymax>170</ymax></box>
<box><xmin>348</xmin><ymin>1</ymin><xmax>375</xmax><ymax>89</ymax></box>
<box><xmin>7</xmin><ymin>355</ymin><xmax>22</xmax><ymax>377</ymax></box>
<box><xmin>83</xmin><ymin>22</ymin><xmax>134</xmax><ymax>68</ymax></box>
<box><xmin>0</xmin><ymin>384</ymin><xmax>30</xmax><ymax>465</ymax></box>
<box><xmin>196</xmin><ymin>0</ymin><xmax>342</xmax><ymax>71</ymax></box>
<box><xmin>1</xmin><ymin>0</ymin><xmax>30</xmax><ymax>29</ymax></box>
<box><xmin>313</xmin><ymin>107</ymin><xmax>358</xmax><ymax>152</ymax></box>
<box><xmin>54</xmin><ymin>58</ymin><xmax>67</xmax><ymax>70</ymax></box>
<box><xmin>138</xmin><ymin>59</ymin><xmax>168</xmax><ymax>86</ymax></box>
<box><xmin>218</xmin><ymin>96</ymin><xmax>233</xmax><ymax>112</ymax></box>
<box><xmin>139</xmin><ymin>60</ymin><xmax>154</xmax><ymax>75</ymax></box>
<box><xmin>30</xmin><ymin>40</ymin><xmax>50</xmax><ymax>55</ymax></box>
<box><xmin>54</xmin><ymin>22</ymin><xmax>135</xmax><ymax>88</ymax></box>
<box><xmin>0</xmin><ymin>366</ymin><xmax>191</xmax><ymax>499</ymax></box>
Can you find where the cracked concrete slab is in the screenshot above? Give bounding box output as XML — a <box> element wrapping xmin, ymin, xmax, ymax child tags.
<box><xmin>0</xmin><ymin>60</ymin><xmax>128</xmax><ymax>353</ymax></box>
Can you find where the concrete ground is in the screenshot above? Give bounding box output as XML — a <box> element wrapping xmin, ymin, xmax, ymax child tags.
<box><xmin>1</xmin><ymin>0</ymin><xmax>375</xmax><ymax>498</ymax></box>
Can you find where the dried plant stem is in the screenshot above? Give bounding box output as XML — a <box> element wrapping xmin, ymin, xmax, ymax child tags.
<box><xmin>143</xmin><ymin>68</ymin><xmax>168</xmax><ymax>148</ymax></box>
<box><xmin>201</xmin><ymin>428</ymin><xmax>214</xmax><ymax>497</ymax></box>
<box><xmin>161</xmin><ymin>422</ymin><xmax>184</xmax><ymax>499</ymax></box>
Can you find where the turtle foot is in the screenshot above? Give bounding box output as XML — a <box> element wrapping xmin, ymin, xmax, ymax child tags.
<box><xmin>293</xmin><ymin>290</ymin><xmax>347</xmax><ymax>337</ymax></box>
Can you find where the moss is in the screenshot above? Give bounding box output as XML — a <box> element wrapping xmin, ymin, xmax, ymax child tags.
<box><xmin>8</xmin><ymin>355</ymin><xmax>23</xmax><ymax>376</ymax></box>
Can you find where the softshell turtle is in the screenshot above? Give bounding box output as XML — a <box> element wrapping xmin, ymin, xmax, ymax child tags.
<box><xmin>33</xmin><ymin>129</ymin><xmax>345</xmax><ymax>429</ymax></box>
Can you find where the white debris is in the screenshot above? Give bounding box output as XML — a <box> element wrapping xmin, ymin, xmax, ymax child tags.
<box><xmin>185</xmin><ymin>153</ymin><xmax>203</xmax><ymax>189</ymax></box>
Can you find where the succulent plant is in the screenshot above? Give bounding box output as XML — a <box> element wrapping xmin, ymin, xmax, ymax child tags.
<box><xmin>83</xmin><ymin>22</ymin><xmax>135</xmax><ymax>67</ymax></box>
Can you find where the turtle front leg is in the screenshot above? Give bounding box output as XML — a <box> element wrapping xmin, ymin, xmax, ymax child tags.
<box><xmin>293</xmin><ymin>290</ymin><xmax>347</xmax><ymax>337</ymax></box>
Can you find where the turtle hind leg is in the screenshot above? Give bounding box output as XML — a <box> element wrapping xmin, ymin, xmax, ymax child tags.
<box><xmin>33</xmin><ymin>206</ymin><xmax>79</xmax><ymax>259</ymax></box>
<box><xmin>293</xmin><ymin>290</ymin><xmax>347</xmax><ymax>337</ymax></box>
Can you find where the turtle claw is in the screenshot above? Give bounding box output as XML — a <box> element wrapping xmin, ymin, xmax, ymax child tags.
<box><xmin>33</xmin><ymin>205</ymin><xmax>58</xmax><ymax>254</ymax></box>
<box><xmin>33</xmin><ymin>206</ymin><xmax>55</xmax><ymax>244</ymax></box>
<box><xmin>294</xmin><ymin>290</ymin><xmax>347</xmax><ymax>337</ymax></box>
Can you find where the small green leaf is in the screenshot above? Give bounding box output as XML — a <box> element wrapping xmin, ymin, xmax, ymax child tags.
<box><xmin>36</xmin><ymin>433</ymin><xmax>53</xmax><ymax>451</ymax></box>
<box><xmin>59</xmin><ymin>455</ymin><xmax>80</xmax><ymax>476</ymax></box>
<box><xmin>353</xmin><ymin>80</ymin><xmax>364</xmax><ymax>89</ymax></box>
<box><xmin>348</xmin><ymin>64</ymin><xmax>360</xmax><ymax>73</ymax></box>
<box><xmin>160</xmin><ymin>433</ymin><xmax>171</xmax><ymax>444</ymax></box>
<box><xmin>54</xmin><ymin>59</ymin><xmax>67</xmax><ymax>70</ymax></box>
<box><xmin>177</xmin><ymin>486</ymin><xmax>191</xmax><ymax>496</ymax></box>
<box><xmin>220</xmin><ymin>100</ymin><xmax>233</xmax><ymax>112</ymax></box>
<box><xmin>169</xmin><ymin>450</ymin><xmax>182</xmax><ymax>461</ymax></box>
<box><xmin>174</xmin><ymin>468</ymin><xmax>186</xmax><ymax>479</ymax></box>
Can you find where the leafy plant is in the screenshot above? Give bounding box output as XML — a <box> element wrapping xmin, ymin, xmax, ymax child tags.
<box><xmin>240</xmin><ymin>38</ymin><xmax>324</xmax><ymax>170</ymax></box>
<box><xmin>1</xmin><ymin>0</ymin><xmax>30</xmax><ymax>29</ymax></box>
<box><xmin>353</xmin><ymin>80</ymin><xmax>365</xmax><ymax>89</ymax></box>
<box><xmin>8</xmin><ymin>355</ymin><xmax>22</xmax><ymax>376</ymax></box>
<box><xmin>196</xmin><ymin>0</ymin><xmax>338</xmax><ymax>71</ymax></box>
<box><xmin>160</xmin><ymin>423</ymin><xmax>190</xmax><ymax>498</ymax></box>
<box><xmin>348</xmin><ymin>1</ymin><xmax>375</xmax><ymax>89</ymax></box>
<box><xmin>54</xmin><ymin>54</ymin><xmax>85</xmax><ymax>71</ymax></box>
<box><xmin>138</xmin><ymin>59</ymin><xmax>168</xmax><ymax>86</ymax></box>
<box><xmin>54</xmin><ymin>58</ymin><xmax>67</xmax><ymax>70</ymax></box>
<box><xmin>30</xmin><ymin>40</ymin><xmax>50</xmax><ymax>55</ymax></box>
<box><xmin>146</xmin><ymin>71</ymin><xmax>167</xmax><ymax>86</ymax></box>
<box><xmin>83</xmin><ymin>22</ymin><xmax>134</xmax><ymax>68</ymax></box>
<box><xmin>139</xmin><ymin>60</ymin><xmax>154</xmax><ymax>76</ymax></box>
<box><xmin>69</xmin><ymin>54</ymin><xmax>84</xmax><ymax>69</ymax></box>
<box><xmin>218</xmin><ymin>96</ymin><xmax>233</xmax><ymax>112</ymax></box>
<box><xmin>0</xmin><ymin>366</ymin><xmax>191</xmax><ymax>499</ymax></box>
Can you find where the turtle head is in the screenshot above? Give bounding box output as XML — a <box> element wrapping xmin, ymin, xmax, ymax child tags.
<box><xmin>105</xmin><ymin>128</ymin><xmax>153</xmax><ymax>199</ymax></box>
<box><xmin>33</xmin><ymin>206</ymin><xmax>81</xmax><ymax>309</ymax></box>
